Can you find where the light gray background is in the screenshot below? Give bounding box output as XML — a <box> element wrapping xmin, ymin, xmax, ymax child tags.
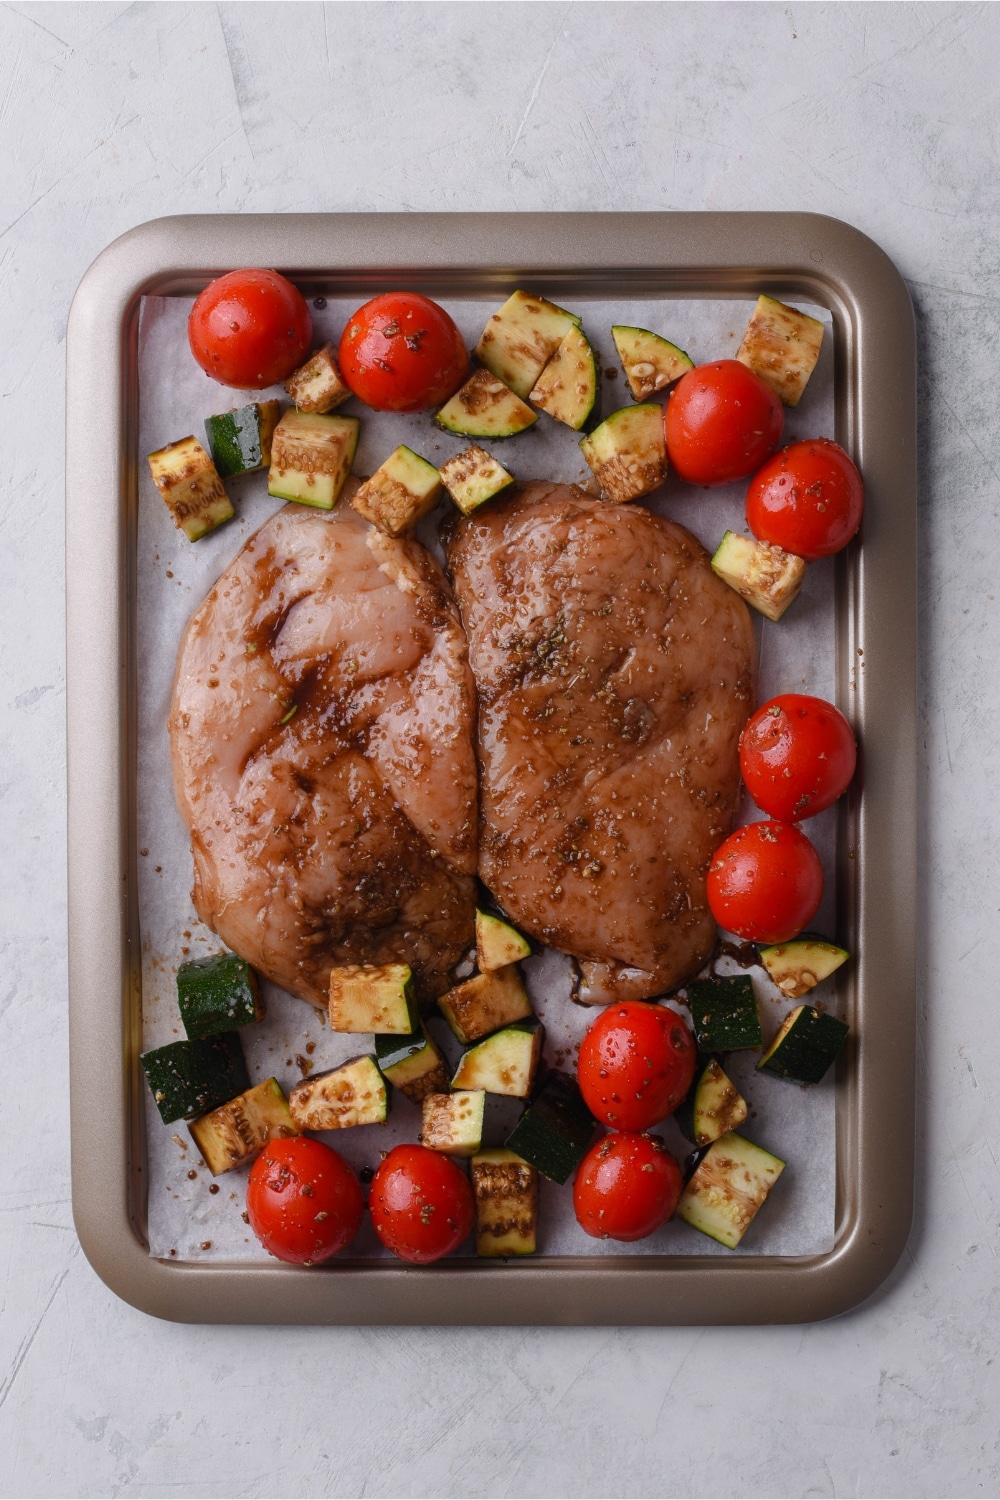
<box><xmin>2</xmin><ymin>3</ymin><xmax>997</xmax><ymax>1496</ymax></box>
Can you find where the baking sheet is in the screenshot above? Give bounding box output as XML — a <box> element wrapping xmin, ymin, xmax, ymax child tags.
<box><xmin>136</xmin><ymin>292</ymin><xmax>839</xmax><ymax>1262</ymax></box>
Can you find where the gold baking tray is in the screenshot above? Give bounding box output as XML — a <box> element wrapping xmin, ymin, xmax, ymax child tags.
<box><xmin>66</xmin><ymin>213</ymin><xmax>916</xmax><ymax>1324</ymax></box>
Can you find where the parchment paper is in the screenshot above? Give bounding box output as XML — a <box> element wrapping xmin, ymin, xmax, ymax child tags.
<box><xmin>136</xmin><ymin>293</ymin><xmax>840</xmax><ymax>1261</ymax></box>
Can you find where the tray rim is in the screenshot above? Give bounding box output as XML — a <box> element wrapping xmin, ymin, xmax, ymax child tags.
<box><xmin>66</xmin><ymin>211</ymin><xmax>916</xmax><ymax>1325</ymax></box>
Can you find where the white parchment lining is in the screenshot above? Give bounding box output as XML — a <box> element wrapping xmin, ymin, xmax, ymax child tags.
<box><xmin>136</xmin><ymin>294</ymin><xmax>839</xmax><ymax>1262</ymax></box>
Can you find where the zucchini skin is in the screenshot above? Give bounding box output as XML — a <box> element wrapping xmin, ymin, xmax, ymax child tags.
<box><xmin>140</xmin><ymin>1033</ymin><xmax>249</xmax><ymax>1124</ymax></box>
<box><xmin>504</xmin><ymin>1072</ymin><xmax>595</xmax><ymax>1184</ymax></box>
<box><xmin>177</xmin><ymin>952</ymin><xmax>262</xmax><ymax>1039</ymax></box>
<box><xmin>687</xmin><ymin>977</ymin><xmax>763</xmax><ymax>1052</ymax></box>
<box><xmin>758</xmin><ymin>1004</ymin><xmax>849</xmax><ymax>1084</ymax></box>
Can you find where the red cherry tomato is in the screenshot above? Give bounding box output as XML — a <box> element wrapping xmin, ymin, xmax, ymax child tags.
<box><xmin>246</xmin><ymin>1137</ymin><xmax>363</xmax><ymax>1265</ymax></box>
<box><xmin>188</xmin><ymin>268</ymin><xmax>312</xmax><ymax>389</ymax></box>
<box><xmin>338</xmin><ymin>292</ymin><xmax>468</xmax><ymax>412</ymax></box>
<box><xmin>665</xmin><ymin>360</ymin><xmax>784</xmax><ymax>486</ymax></box>
<box><xmin>577</xmin><ymin>1001</ymin><xmax>696</xmax><ymax>1131</ymax></box>
<box><xmin>740</xmin><ymin>693</ymin><xmax>857</xmax><ymax>821</ymax></box>
<box><xmin>745</xmin><ymin>439</ymin><xmax>863</xmax><ymax>560</ymax></box>
<box><xmin>706</xmin><ymin>820</ymin><xmax>823</xmax><ymax>944</ymax></box>
<box><xmin>369</xmin><ymin>1144</ymin><xmax>474</xmax><ymax>1264</ymax></box>
<box><xmin>573</xmin><ymin>1132</ymin><xmax>683</xmax><ymax>1242</ymax></box>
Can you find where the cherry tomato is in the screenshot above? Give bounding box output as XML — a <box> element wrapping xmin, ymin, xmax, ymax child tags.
<box><xmin>665</xmin><ymin>359</ymin><xmax>784</xmax><ymax>486</ymax></box>
<box><xmin>577</xmin><ymin>1001</ymin><xmax>696</xmax><ymax>1131</ymax></box>
<box><xmin>188</xmin><ymin>268</ymin><xmax>312</xmax><ymax>389</ymax></box>
<box><xmin>338</xmin><ymin>292</ymin><xmax>468</xmax><ymax>412</ymax></box>
<box><xmin>740</xmin><ymin>693</ymin><xmax>857</xmax><ymax>821</ymax></box>
<box><xmin>745</xmin><ymin>438</ymin><xmax>863</xmax><ymax>560</ymax></box>
<box><xmin>573</xmin><ymin>1132</ymin><xmax>683</xmax><ymax>1242</ymax></box>
<box><xmin>706</xmin><ymin>820</ymin><xmax>823</xmax><ymax>944</ymax></box>
<box><xmin>246</xmin><ymin>1137</ymin><xmax>363</xmax><ymax>1265</ymax></box>
<box><xmin>369</xmin><ymin>1144</ymin><xmax>474</xmax><ymax>1264</ymax></box>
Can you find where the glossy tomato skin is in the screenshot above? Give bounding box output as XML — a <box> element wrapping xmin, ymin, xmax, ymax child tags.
<box><xmin>707</xmin><ymin>820</ymin><xmax>823</xmax><ymax>944</ymax></box>
<box><xmin>188</xmin><ymin>268</ymin><xmax>312</xmax><ymax>389</ymax></box>
<box><xmin>573</xmin><ymin>1132</ymin><xmax>683</xmax><ymax>1242</ymax></box>
<box><xmin>246</xmin><ymin>1137</ymin><xmax>363</xmax><ymax>1265</ymax></box>
<box><xmin>745</xmin><ymin>439</ymin><xmax>863</xmax><ymax>560</ymax></box>
<box><xmin>338</xmin><ymin>292</ymin><xmax>468</xmax><ymax>412</ymax></box>
<box><xmin>740</xmin><ymin>693</ymin><xmax>857</xmax><ymax>821</ymax></box>
<box><xmin>577</xmin><ymin>1002</ymin><xmax>696</xmax><ymax>1131</ymax></box>
<box><xmin>369</xmin><ymin>1144</ymin><xmax>474</xmax><ymax>1264</ymax></box>
<box><xmin>665</xmin><ymin>359</ymin><xmax>784</xmax><ymax>486</ymax></box>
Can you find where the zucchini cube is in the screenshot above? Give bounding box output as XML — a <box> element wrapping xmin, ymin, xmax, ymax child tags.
<box><xmin>351</xmin><ymin>445</ymin><xmax>444</xmax><ymax>537</ymax></box>
<box><xmin>147</xmin><ymin>435</ymin><xmax>233</xmax><ymax>542</ymax></box>
<box><xmin>692</xmin><ymin>1058</ymin><xmax>748</xmax><ymax>1147</ymax></box>
<box><xmin>451</xmin><ymin>1022</ymin><xmax>543</xmax><ymax>1099</ymax></box>
<box><xmin>328</xmin><ymin>962</ymin><xmax>418</xmax><ymax>1034</ymax></box>
<box><xmin>475</xmin><ymin>910</ymin><xmax>531</xmax><ymax>972</ymax></box>
<box><xmin>504</xmin><ymin>1072</ymin><xmax>595</xmax><ymax>1185</ymax></box>
<box><xmin>177</xmin><ymin>951</ymin><xmax>263</xmax><ymax>1040</ymax></box>
<box><xmin>284</xmin><ymin>342</ymin><xmax>352</xmax><ymax>414</ymax></box>
<box><xmin>439</xmin><ymin>445</ymin><xmax>514</xmax><ymax>516</ymax></box>
<box><xmin>188</xmin><ymin>1077</ymin><xmax>298</xmax><ymax>1176</ymax></box>
<box><xmin>375</xmin><ymin>1027</ymin><xmax>450</xmax><ymax>1103</ymax></box>
<box><xmin>204</xmin><ymin>401</ymin><xmax>280</xmax><ymax>478</ymax></box>
<box><xmin>579</xmin><ymin>404</ymin><xmax>668</xmax><ymax>504</ymax></box>
<box><xmin>736</xmin><ymin>295</ymin><xmax>824</xmax><ymax>408</ymax></box>
<box><xmin>140</xmin><ymin>1033</ymin><xmax>249</xmax><ymax>1124</ymax></box>
<box><xmin>421</xmin><ymin>1090</ymin><xmax>485</xmax><ymax>1158</ymax></box>
<box><xmin>289</xmin><ymin>1056</ymin><xmax>388</xmax><ymax>1131</ymax></box>
<box><xmin>528</xmin><ymin>326</ymin><xmax>597</xmax><ymax>431</ymax></box>
<box><xmin>676</xmin><ymin>1132</ymin><xmax>785</xmax><ymax>1248</ymax></box>
<box><xmin>758</xmin><ymin>937</ymin><xmax>849</xmax><ymax>1000</ymax></box>
<box><xmin>611</xmin><ymin>326</ymin><xmax>693</xmax><ymax>400</ymax></box>
<box><xmin>687</xmin><ymin>976</ymin><xmax>763</xmax><ymax>1053</ymax></box>
<box><xmin>711</xmin><ymin>531</ymin><xmax>807</xmax><ymax>622</ymax></box>
<box><xmin>471</xmin><ymin>1149</ymin><xmax>538</xmax><ymax>1257</ymax></box>
<box><xmin>437</xmin><ymin>964</ymin><xmax>533</xmax><ymax>1044</ymax></box>
<box><xmin>267</xmin><ymin>409</ymin><xmax>359</xmax><ymax>510</ymax></box>
<box><xmin>435</xmin><ymin>370</ymin><xmax>538</xmax><ymax>440</ymax></box>
<box><xmin>758</xmin><ymin>1004</ymin><xmax>850</xmax><ymax>1084</ymax></box>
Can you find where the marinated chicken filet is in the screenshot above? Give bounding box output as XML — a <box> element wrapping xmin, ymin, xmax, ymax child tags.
<box><xmin>170</xmin><ymin>501</ymin><xmax>478</xmax><ymax>1008</ymax></box>
<box><xmin>446</xmin><ymin>483</ymin><xmax>755</xmax><ymax>1003</ymax></box>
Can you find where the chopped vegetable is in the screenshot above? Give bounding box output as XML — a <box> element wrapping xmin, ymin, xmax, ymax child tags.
<box><xmin>204</xmin><ymin>400</ymin><xmax>281</xmax><ymax>478</ymax></box>
<box><xmin>579</xmin><ymin>404</ymin><xmax>668</xmax><ymax>503</ymax></box>
<box><xmin>140</xmin><ymin>1033</ymin><xmax>249</xmax><ymax>1124</ymax></box>
<box><xmin>435</xmin><ymin>368</ymin><xmax>538</xmax><ymax>438</ymax></box>
<box><xmin>686</xmin><ymin>976</ymin><xmax>763</xmax><ymax>1053</ymax></box>
<box><xmin>350</xmin><ymin>445</ymin><xmax>443</xmax><ymax>537</ymax></box>
<box><xmin>147</xmin><ymin>435</ymin><xmax>233</xmax><ymax>542</ymax></box>
<box><xmin>692</xmin><ymin>1059</ymin><xmax>748</xmax><ymax>1146</ymax></box>
<box><xmin>267</xmin><ymin>409</ymin><xmax>359</xmax><ymax>510</ymax></box>
<box><xmin>475</xmin><ymin>289</ymin><xmax>580</xmax><ymax>399</ymax></box>
<box><xmin>284</xmin><ymin>342</ymin><xmax>352</xmax><ymax>413</ymax></box>
<box><xmin>711</xmin><ymin>531</ymin><xmax>807</xmax><ymax>621</ymax></box>
<box><xmin>177</xmin><ymin>952</ymin><xmax>263</xmax><ymax>1039</ymax></box>
<box><xmin>471</xmin><ymin>1149</ymin><xmax>538</xmax><ymax>1256</ymax></box>
<box><xmin>504</xmin><ymin>1073</ymin><xmax>595</xmax><ymax>1185</ymax></box>
<box><xmin>758</xmin><ymin>1004</ymin><xmax>850</xmax><ymax>1083</ymax></box>
<box><xmin>375</xmin><ymin>1028</ymin><xmax>450</xmax><ymax>1103</ymax></box>
<box><xmin>438</xmin><ymin>965</ymin><xmax>533</xmax><ymax>1043</ymax></box>
<box><xmin>189</xmin><ymin>1077</ymin><xmax>298</xmax><ymax>1176</ymax></box>
<box><xmin>438</xmin><ymin>444</ymin><xmax>514</xmax><ymax>515</ymax></box>
<box><xmin>475</xmin><ymin>910</ymin><xmax>531</xmax><ymax>972</ymax></box>
<box><xmin>451</xmin><ymin>1022</ymin><xmax>543</xmax><ymax>1098</ymax></box>
<box><xmin>328</xmin><ymin>962</ymin><xmax>418</xmax><ymax>1034</ymax></box>
<box><xmin>288</xmin><ymin>1056</ymin><xmax>388</xmax><ymax>1130</ymax></box>
<box><xmin>529</xmin><ymin>326</ymin><xmax>597</xmax><ymax>429</ymax></box>
<box><xmin>611</xmin><ymin>325</ymin><xmax>693</xmax><ymax>400</ymax></box>
<box><xmin>736</xmin><ymin>294</ymin><xmax>824</xmax><ymax>407</ymax></box>
<box><xmin>676</xmin><ymin>1132</ymin><xmax>785</xmax><ymax>1248</ymax></box>
<box><xmin>758</xmin><ymin>937</ymin><xmax>850</xmax><ymax>999</ymax></box>
<box><xmin>421</xmin><ymin>1090</ymin><xmax>485</xmax><ymax>1157</ymax></box>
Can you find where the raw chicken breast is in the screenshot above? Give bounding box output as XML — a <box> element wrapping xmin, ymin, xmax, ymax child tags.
<box><xmin>170</xmin><ymin>501</ymin><xmax>478</xmax><ymax>1008</ymax></box>
<box><xmin>446</xmin><ymin>482</ymin><xmax>755</xmax><ymax>1003</ymax></box>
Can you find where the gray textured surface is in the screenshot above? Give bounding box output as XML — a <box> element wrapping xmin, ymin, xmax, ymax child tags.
<box><xmin>2</xmin><ymin>2</ymin><xmax>998</xmax><ymax>1496</ymax></box>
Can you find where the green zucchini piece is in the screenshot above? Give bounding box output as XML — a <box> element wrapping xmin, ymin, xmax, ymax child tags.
<box><xmin>284</xmin><ymin>342</ymin><xmax>352</xmax><ymax>414</ymax></box>
<box><xmin>140</xmin><ymin>1033</ymin><xmax>249</xmax><ymax>1124</ymax></box>
<box><xmin>475</xmin><ymin>910</ymin><xmax>531</xmax><ymax>972</ymax></box>
<box><xmin>529</xmin><ymin>326</ymin><xmax>597</xmax><ymax>430</ymax></box>
<box><xmin>435</xmin><ymin>369</ymin><xmax>538</xmax><ymax>439</ymax></box>
<box><xmin>504</xmin><ymin>1073</ymin><xmax>595</xmax><ymax>1185</ymax></box>
<box><xmin>475</xmin><ymin>289</ymin><xmax>581</xmax><ymax>399</ymax></box>
<box><xmin>611</xmin><ymin>326</ymin><xmax>693</xmax><ymax>400</ymax></box>
<box><xmin>736</xmin><ymin>295</ymin><xmax>824</xmax><ymax>408</ymax></box>
<box><xmin>579</xmin><ymin>403</ymin><xmax>668</xmax><ymax>503</ymax></box>
<box><xmin>692</xmin><ymin>1058</ymin><xmax>748</xmax><ymax>1147</ymax></box>
<box><xmin>176</xmin><ymin>952</ymin><xmax>263</xmax><ymax>1040</ymax></box>
<box><xmin>758</xmin><ymin>937</ymin><xmax>849</xmax><ymax>999</ymax></box>
<box><xmin>375</xmin><ymin>1027</ymin><xmax>450</xmax><ymax>1103</ymax></box>
<box><xmin>711</xmin><ymin>531</ymin><xmax>806</xmax><ymax>622</ymax></box>
<box><xmin>328</xmin><ymin>962</ymin><xmax>417</xmax><ymax>1034</ymax></box>
<box><xmin>438</xmin><ymin>964</ymin><xmax>533</xmax><ymax>1043</ymax></box>
<box><xmin>451</xmin><ymin>1022</ymin><xmax>543</xmax><ymax>1098</ymax></box>
<box><xmin>267</xmin><ymin>409</ymin><xmax>359</xmax><ymax>510</ymax></box>
<box><xmin>350</xmin><ymin>445</ymin><xmax>443</xmax><ymax>537</ymax></box>
<box><xmin>147</xmin><ymin>435</ymin><xmax>234</xmax><ymax>542</ymax></box>
<box><xmin>188</xmin><ymin>1077</ymin><xmax>298</xmax><ymax>1176</ymax></box>
<box><xmin>439</xmin><ymin>444</ymin><xmax>514</xmax><ymax>516</ymax></box>
<box><xmin>288</xmin><ymin>1055</ymin><xmax>388</xmax><ymax>1130</ymax></box>
<box><xmin>758</xmin><ymin>1004</ymin><xmax>849</xmax><ymax>1084</ymax></box>
<box><xmin>676</xmin><ymin>1132</ymin><xmax>785</xmax><ymax>1248</ymax></box>
<box><xmin>471</xmin><ymin>1148</ymin><xmax>538</xmax><ymax>1257</ymax></box>
<box><xmin>687</xmin><ymin>976</ymin><xmax>763</xmax><ymax>1052</ymax></box>
<box><xmin>422</xmin><ymin>1090</ymin><xmax>485</xmax><ymax>1158</ymax></box>
<box><xmin>204</xmin><ymin>401</ymin><xmax>280</xmax><ymax>478</ymax></box>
